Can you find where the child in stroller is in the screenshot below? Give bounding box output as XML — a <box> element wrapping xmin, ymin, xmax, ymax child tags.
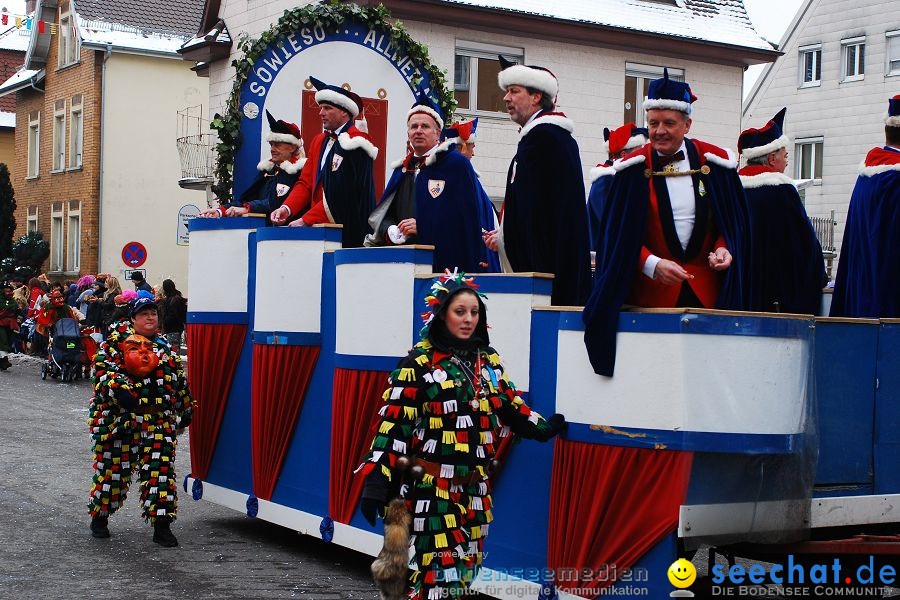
<box><xmin>41</xmin><ymin>317</ymin><xmax>83</xmax><ymax>382</ymax></box>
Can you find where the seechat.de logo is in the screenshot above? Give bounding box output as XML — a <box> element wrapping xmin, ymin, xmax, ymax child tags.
<box><xmin>668</xmin><ymin>558</ymin><xmax>696</xmax><ymax>597</ymax></box>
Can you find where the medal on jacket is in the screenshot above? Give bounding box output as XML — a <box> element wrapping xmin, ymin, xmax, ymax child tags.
<box><xmin>698</xmin><ymin>180</ymin><xmax>707</xmax><ymax>197</ymax></box>
<box><xmin>276</xmin><ymin>183</ymin><xmax>290</xmax><ymax>196</ymax></box>
<box><xmin>331</xmin><ymin>154</ymin><xmax>343</xmax><ymax>172</ymax></box>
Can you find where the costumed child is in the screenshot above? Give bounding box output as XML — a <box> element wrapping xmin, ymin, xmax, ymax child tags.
<box><xmin>87</xmin><ymin>297</ymin><xmax>193</xmax><ymax>547</ymax></box>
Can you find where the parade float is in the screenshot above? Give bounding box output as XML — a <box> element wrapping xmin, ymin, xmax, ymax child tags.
<box><xmin>183</xmin><ymin>4</ymin><xmax>900</xmax><ymax>598</ymax></box>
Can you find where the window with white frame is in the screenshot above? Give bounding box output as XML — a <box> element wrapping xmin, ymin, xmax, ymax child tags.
<box><xmin>69</xmin><ymin>94</ymin><xmax>83</xmax><ymax>168</ymax></box>
<box><xmin>50</xmin><ymin>202</ymin><xmax>64</xmax><ymax>272</ymax></box>
<box><xmin>52</xmin><ymin>99</ymin><xmax>66</xmax><ymax>172</ymax></box>
<box><xmin>26</xmin><ymin>206</ymin><xmax>38</xmax><ymax>234</ymax></box>
<box><xmin>624</xmin><ymin>63</ymin><xmax>685</xmax><ymax>126</ymax></box>
<box><xmin>58</xmin><ymin>12</ymin><xmax>78</xmax><ymax>67</ymax></box>
<box><xmin>799</xmin><ymin>44</ymin><xmax>822</xmax><ymax>87</ymax></box>
<box><xmin>887</xmin><ymin>31</ymin><xmax>900</xmax><ymax>76</ymax></box>
<box><xmin>66</xmin><ymin>200</ymin><xmax>80</xmax><ymax>272</ymax></box>
<box><xmin>795</xmin><ymin>138</ymin><xmax>824</xmax><ymax>181</ymax></box>
<box><xmin>454</xmin><ymin>41</ymin><xmax>524</xmax><ymax>114</ymax></box>
<box><xmin>27</xmin><ymin>111</ymin><xmax>40</xmax><ymax>178</ymax></box>
<box><xmin>841</xmin><ymin>37</ymin><xmax>865</xmax><ymax>81</ymax></box>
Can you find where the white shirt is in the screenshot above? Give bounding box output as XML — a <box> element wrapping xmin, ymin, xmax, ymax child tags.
<box><xmin>413</xmin><ymin>143</ymin><xmax>440</xmax><ymax>179</ymax></box>
<box><xmin>522</xmin><ymin>109</ymin><xmax>542</xmax><ymax>128</ymax></box>
<box><xmin>320</xmin><ymin>121</ymin><xmax>351</xmax><ymax>171</ymax></box>
<box><xmin>642</xmin><ymin>140</ymin><xmax>695</xmax><ymax>279</ymax></box>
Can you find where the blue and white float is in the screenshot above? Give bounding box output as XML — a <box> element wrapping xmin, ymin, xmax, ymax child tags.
<box><xmin>184</xmin><ymin>219</ymin><xmax>900</xmax><ymax>598</ymax></box>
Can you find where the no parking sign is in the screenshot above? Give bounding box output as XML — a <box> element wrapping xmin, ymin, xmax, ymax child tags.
<box><xmin>121</xmin><ymin>241</ymin><xmax>148</xmax><ymax>268</ymax></box>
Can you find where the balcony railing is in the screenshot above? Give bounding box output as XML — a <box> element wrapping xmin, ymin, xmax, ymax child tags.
<box><xmin>176</xmin><ymin>106</ymin><xmax>215</xmax><ymax>191</ymax></box>
<box><xmin>810</xmin><ymin>209</ymin><xmax>837</xmax><ymax>279</ymax></box>
<box><xmin>176</xmin><ymin>132</ymin><xmax>216</xmax><ymax>190</ymax></box>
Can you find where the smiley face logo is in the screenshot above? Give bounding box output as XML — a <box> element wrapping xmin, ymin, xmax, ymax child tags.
<box><xmin>667</xmin><ymin>558</ymin><xmax>696</xmax><ymax>588</ymax></box>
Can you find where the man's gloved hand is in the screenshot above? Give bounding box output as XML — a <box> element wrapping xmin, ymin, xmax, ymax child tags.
<box><xmin>360</xmin><ymin>469</ymin><xmax>390</xmax><ymax>526</ymax></box>
<box><xmin>536</xmin><ymin>413</ymin><xmax>567</xmax><ymax>441</ymax></box>
<box><xmin>113</xmin><ymin>387</ymin><xmax>138</xmax><ymax>411</ymax></box>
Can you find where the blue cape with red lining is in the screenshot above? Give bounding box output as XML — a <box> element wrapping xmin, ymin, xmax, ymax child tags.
<box><xmin>740</xmin><ymin>165</ymin><xmax>825</xmax><ymax>314</ymax></box>
<box><xmin>830</xmin><ymin>147</ymin><xmax>900</xmax><ymax>318</ymax></box>
<box><xmin>582</xmin><ymin>139</ymin><xmax>751</xmax><ymax>376</ymax></box>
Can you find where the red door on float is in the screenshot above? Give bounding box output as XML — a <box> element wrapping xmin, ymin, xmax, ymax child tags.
<box><xmin>301</xmin><ymin>90</ymin><xmax>388</xmax><ymax>197</ymax></box>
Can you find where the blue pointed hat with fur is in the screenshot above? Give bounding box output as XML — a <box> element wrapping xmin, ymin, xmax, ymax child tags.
<box><xmin>643</xmin><ymin>68</ymin><xmax>697</xmax><ymax>115</ymax></box>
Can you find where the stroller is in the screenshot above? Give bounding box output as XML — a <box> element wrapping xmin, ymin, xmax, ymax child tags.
<box><xmin>41</xmin><ymin>318</ymin><xmax>83</xmax><ymax>382</ymax></box>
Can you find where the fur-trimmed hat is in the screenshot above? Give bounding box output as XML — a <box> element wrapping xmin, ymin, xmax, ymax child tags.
<box><xmin>604</xmin><ymin>123</ymin><xmax>648</xmax><ymax>155</ymax></box>
<box><xmin>497</xmin><ymin>55</ymin><xmax>558</xmax><ymax>103</ymax></box>
<box><xmin>444</xmin><ymin>117</ymin><xmax>478</xmax><ymax>143</ymax></box>
<box><xmin>886</xmin><ymin>95</ymin><xmax>900</xmax><ymax>127</ymax></box>
<box><xmin>265</xmin><ymin>110</ymin><xmax>302</xmax><ymax>147</ymax></box>
<box><xmin>310</xmin><ymin>76</ymin><xmax>363</xmax><ymax>118</ymax></box>
<box><xmin>643</xmin><ymin>68</ymin><xmax>697</xmax><ymax>115</ymax></box>
<box><xmin>407</xmin><ymin>84</ymin><xmax>445</xmax><ymax>131</ymax></box>
<box><xmin>738</xmin><ymin>107</ymin><xmax>789</xmax><ymax>160</ymax></box>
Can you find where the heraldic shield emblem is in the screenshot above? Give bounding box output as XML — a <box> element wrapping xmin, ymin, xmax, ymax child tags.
<box><xmin>428</xmin><ymin>179</ymin><xmax>446</xmax><ymax>198</ymax></box>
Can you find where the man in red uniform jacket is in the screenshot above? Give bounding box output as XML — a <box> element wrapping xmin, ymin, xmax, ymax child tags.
<box><xmin>270</xmin><ymin>76</ymin><xmax>377</xmax><ymax>248</ymax></box>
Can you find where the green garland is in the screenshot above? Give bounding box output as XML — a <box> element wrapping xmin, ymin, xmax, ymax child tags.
<box><xmin>210</xmin><ymin>0</ymin><xmax>456</xmax><ymax>201</ymax></box>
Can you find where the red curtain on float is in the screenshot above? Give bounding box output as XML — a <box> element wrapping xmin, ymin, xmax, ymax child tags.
<box><xmin>547</xmin><ymin>440</ymin><xmax>693</xmax><ymax>595</ymax></box>
<box><xmin>251</xmin><ymin>344</ymin><xmax>320</xmax><ymax>500</ymax></box>
<box><xmin>186</xmin><ymin>323</ymin><xmax>248</xmax><ymax>480</ymax></box>
<box><xmin>329</xmin><ymin>367</ymin><xmax>391</xmax><ymax>523</ymax></box>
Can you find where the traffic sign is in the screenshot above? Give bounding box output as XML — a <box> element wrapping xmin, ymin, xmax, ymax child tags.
<box><xmin>122</xmin><ymin>241</ymin><xmax>148</xmax><ymax>268</ymax></box>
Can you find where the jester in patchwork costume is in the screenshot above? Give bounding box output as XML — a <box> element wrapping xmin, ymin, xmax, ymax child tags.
<box><xmin>358</xmin><ymin>272</ymin><xmax>566</xmax><ymax>599</ymax></box>
<box><xmin>87</xmin><ymin>297</ymin><xmax>193</xmax><ymax>547</ymax></box>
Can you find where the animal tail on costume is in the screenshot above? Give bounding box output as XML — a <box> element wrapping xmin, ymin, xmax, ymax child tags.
<box><xmin>371</xmin><ymin>498</ymin><xmax>411</xmax><ymax>600</ymax></box>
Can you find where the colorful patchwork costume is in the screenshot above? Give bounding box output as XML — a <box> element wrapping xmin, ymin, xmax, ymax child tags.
<box><xmin>359</xmin><ymin>272</ymin><xmax>565</xmax><ymax>599</ymax></box>
<box><xmin>87</xmin><ymin>320</ymin><xmax>193</xmax><ymax>525</ymax></box>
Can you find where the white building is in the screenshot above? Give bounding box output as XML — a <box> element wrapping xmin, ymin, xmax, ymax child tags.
<box><xmin>743</xmin><ymin>0</ymin><xmax>900</xmax><ymax>273</ymax></box>
<box><xmin>183</xmin><ymin>0</ymin><xmax>778</xmax><ymax>203</ymax></box>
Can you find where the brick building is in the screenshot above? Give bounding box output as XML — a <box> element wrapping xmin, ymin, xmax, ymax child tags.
<box><xmin>0</xmin><ymin>0</ymin><xmax>205</xmax><ymax>291</ymax></box>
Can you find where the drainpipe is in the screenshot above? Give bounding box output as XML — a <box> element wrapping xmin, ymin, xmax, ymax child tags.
<box><xmin>97</xmin><ymin>43</ymin><xmax>111</xmax><ymax>275</ymax></box>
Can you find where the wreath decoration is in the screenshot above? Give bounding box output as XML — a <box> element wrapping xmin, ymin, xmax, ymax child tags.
<box><xmin>209</xmin><ymin>0</ymin><xmax>456</xmax><ymax>200</ymax></box>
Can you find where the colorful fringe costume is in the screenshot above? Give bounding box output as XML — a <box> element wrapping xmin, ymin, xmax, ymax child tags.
<box><xmin>87</xmin><ymin>322</ymin><xmax>193</xmax><ymax>523</ymax></box>
<box><xmin>359</xmin><ymin>272</ymin><xmax>560</xmax><ymax>599</ymax></box>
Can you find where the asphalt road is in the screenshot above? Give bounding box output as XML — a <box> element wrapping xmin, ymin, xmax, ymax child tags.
<box><xmin>0</xmin><ymin>353</ymin><xmax>382</xmax><ymax>600</ymax></box>
<box><xmin>4</xmin><ymin>352</ymin><xmax>896</xmax><ymax>600</ymax></box>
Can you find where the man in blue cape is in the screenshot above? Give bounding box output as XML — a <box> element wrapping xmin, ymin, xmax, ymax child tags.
<box><xmin>486</xmin><ymin>56</ymin><xmax>591</xmax><ymax>305</ymax></box>
<box><xmin>366</xmin><ymin>88</ymin><xmax>499</xmax><ymax>273</ymax></box>
<box><xmin>200</xmin><ymin>111</ymin><xmax>305</xmax><ymax>223</ymax></box>
<box><xmin>831</xmin><ymin>95</ymin><xmax>900</xmax><ymax>318</ymax></box>
<box><xmin>582</xmin><ymin>69</ymin><xmax>751</xmax><ymax>376</ymax></box>
<box><xmin>587</xmin><ymin>123</ymin><xmax>648</xmax><ymax>254</ymax></box>
<box><xmin>738</xmin><ymin>107</ymin><xmax>824</xmax><ymax>314</ymax></box>
<box><xmin>271</xmin><ymin>76</ymin><xmax>377</xmax><ymax>248</ymax></box>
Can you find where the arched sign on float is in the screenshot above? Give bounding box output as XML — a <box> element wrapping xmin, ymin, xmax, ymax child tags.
<box><xmin>234</xmin><ymin>20</ymin><xmax>440</xmax><ymax>200</ymax></box>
